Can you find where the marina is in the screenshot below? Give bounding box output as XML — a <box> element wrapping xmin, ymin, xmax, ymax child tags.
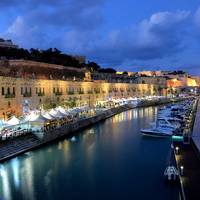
<box><xmin>0</xmin><ymin>97</ymin><xmax>179</xmax><ymax>162</ymax></box>
<box><xmin>0</xmin><ymin>105</ymin><xmax>180</xmax><ymax>200</ymax></box>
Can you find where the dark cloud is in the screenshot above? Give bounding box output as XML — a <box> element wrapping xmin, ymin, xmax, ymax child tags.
<box><xmin>1</xmin><ymin>1</ymin><xmax>198</xmax><ymax>74</ymax></box>
<box><xmin>83</xmin><ymin>11</ymin><xmax>190</xmax><ymax>65</ymax></box>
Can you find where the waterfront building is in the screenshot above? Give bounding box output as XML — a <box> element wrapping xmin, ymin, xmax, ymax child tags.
<box><xmin>0</xmin><ymin>38</ymin><xmax>18</xmax><ymax>49</ymax></box>
<box><xmin>0</xmin><ymin>60</ymin><xmax>156</xmax><ymax>119</ymax></box>
<box><xmin>133</xmin><ymin>76</ymin><xmax>167</xmax><ymax>96</ymax></box>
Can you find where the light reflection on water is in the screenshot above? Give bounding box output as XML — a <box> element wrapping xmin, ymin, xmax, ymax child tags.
<box><xmin>0</xmin><ymin>106</ymin><xmax>179</xmax><ymax>200</ymax></box>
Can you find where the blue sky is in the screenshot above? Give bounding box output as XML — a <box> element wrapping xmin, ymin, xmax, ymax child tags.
<box><xmin>0</xmin><ymin>0</ymin><xmax>200</xmax><ymax>75</ymax></box>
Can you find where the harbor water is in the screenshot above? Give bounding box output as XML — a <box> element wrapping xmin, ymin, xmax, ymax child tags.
<box><xmin>0</xmin><ymin>106</ymin><xmax>180</xmax><ymax>200</ymax></box>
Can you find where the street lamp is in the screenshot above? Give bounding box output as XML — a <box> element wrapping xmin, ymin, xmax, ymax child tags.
<box><xmin>180</xmin><ymin>166</ymin><xmax>184</xmax><ymax>176</ymax></box>
<box><xmin>175</xmin><ymin>146</ymin><xmax>179</xmax><ymax>154</ymax></box>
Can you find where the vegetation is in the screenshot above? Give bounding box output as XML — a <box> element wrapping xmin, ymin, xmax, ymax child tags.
<box><xmin>98</xmin><ymin>68</ymin><xmax>116</xmax><ymax>73</ymax></box>
<box><xmin>0</xmin><ymin>46</ymin><xmax>117</xmax><ymax>74</ymax></box>
<box><xmin>0</xmin><ymin>47</ymin><xmax>84</xmax><ymax>68</ymax></box>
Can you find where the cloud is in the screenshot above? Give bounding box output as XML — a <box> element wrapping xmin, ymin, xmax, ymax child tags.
<box><xmin>2</xmin><ymin>16</ymin><xmax>45</xmax><ymax>48</ymax></box>
<box><xmin>81</xmin><ymin>10</ymin><xmax>190</xmax><ymax>65</ymax></box>
<box><xmin>1</xmin><ymin>0</ymin><xmax>106</xmax><ymax>49</ymax></box>
<box><xmin>0</xmin><ymin>2</ymin><xmax>194</xmax><ymax>73</ymax></box>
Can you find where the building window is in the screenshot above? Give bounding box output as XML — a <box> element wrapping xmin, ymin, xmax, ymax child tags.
<box><xmin>7</xmin><ymin>87</ymin><xmax>10</xmax><ymax>95</ymax></box>
<box><xmin>13</xmin><ymin>87</ymin><xmax>15</xmax><ymax>95</ymax></box>
<box><xmin>36</xmin><ymin>88</ymin><xmax>38</xmax><ymax>94</ymax></box>
<box><xmin>53</xmin><ymin>88</ymin><xmax>55</xmax><ymax>93</ymax></box>
<box><xmin>21</xmin><ymin>87</ymin><xmax>23</xmax><ymax>95</ymax></box>
<box><xmin>29</xmin><ymin>88</ymin><xmax>32</xmax><ymax>94</ymax></box>
<box><xmin>2</xmin><ymin>87</ymin><xmax>4</xmax><ymax>95</ymax></box>
<box><xmin>8</xmin><ymin>101</ymin><xmax>11</xmax><ymax>108</ymax></box>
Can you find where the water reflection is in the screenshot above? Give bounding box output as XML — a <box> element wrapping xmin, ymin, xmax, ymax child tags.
<box><xmin>0</xmin><ymin>106</ymin><xmax>178</xmax><ymax>200</ymax></box>
<box><xmin>11</xmin><ymin>158</ymin><xmax>20</xmax><ymax>188</ymax></box>
<box><xmin>0</xmin><ymin>165</ymin><xmax>11</xmax><ymax>200</ymax></box>
<box><xmin>111</xmin><ymin>107</ymin><xmax>157</xmax><ymax>124</ymax></box>
<box><xmin>21</xmin><ymin>156</ymin><xmax>35</xmax><ymax>200</ymax></box>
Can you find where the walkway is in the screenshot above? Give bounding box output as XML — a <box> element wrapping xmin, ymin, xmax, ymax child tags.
<box><xmin>174</xmin><ymin>141</ymin><xmax>200</xmax><ymax>200</ymax></box>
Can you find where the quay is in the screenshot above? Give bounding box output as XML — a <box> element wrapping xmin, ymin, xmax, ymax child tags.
<box><xmin>173</xmin><ymin>97</ymin><xmax>200</xmax><ymax>200</ymax></box>
<box><xmin>0</xmin><ymin>97</ymin><xmax>183</xmax><ymax>163</ymax></box>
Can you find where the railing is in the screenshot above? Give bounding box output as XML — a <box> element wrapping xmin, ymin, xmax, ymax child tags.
<box><xmin>78</xmin><ymin>91</ymin><xmax>84</xmax><ymax>94</ymax></box>
<box><xmin>68</xmin><ymin>91</ymin><xmax>74</xmax><ymax>95</ymax></box>
<box><xmin>55</xmin><ymin>91</ymin><xmax>63</xmax><ymax>96</ymax></box>
<box><xmin>38</xmin><ymin>92</ymin><xmax>45</xmax><ymax>97</ymax></box>
<box><xmin>87</xmin><ymin>91</ymin><xmax>93</xmax><ymax>94</ymax></box>
<box><xmin>94</xmin><ymin>90</ymin><xmax>100</xmax><ymax>94</ymax></box>
<box><xmin>5</xmin><ymin>94</ymin><xmax>15</xmax><ymax>98</ymax></box>
<box><xmin>23</xmin><ymin>93</ymin><xmax>32</xmax><ymax>97</ymax></box>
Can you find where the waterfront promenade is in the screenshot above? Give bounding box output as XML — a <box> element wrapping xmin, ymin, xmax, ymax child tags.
<box><xmin>174</xmin><ymin>98</ymin><xmax>200</xmax><ymax>200</ymax></box>
<box><xmin>0</xmin><ymin>105</ymin><xmax>131</xmax><ymax>162</ymax></box>
<box><xmin>192</xmin><ymin>98</ymin><xmax>200</xmax><ymax>152</ymax></box>
<box><xmin>0</xmin><ymin>97</ymin><xmax>185</xmax><ymax>163</ymax></box>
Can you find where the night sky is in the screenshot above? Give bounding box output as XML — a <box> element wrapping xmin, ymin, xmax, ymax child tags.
<box><xmin>0</xmin><ymin>0</ymin><xmax>200</xmax><ymax>74</ymax></box>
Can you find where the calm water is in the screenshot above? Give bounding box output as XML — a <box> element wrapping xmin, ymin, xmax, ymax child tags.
<box><xmin>0</xmin><ymin>106</ymin><xmax>180</xmax><ymax>200</ymax></box>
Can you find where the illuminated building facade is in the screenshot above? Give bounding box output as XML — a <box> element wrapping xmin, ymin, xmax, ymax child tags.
<box><xmin>0</xmin><ymin>75</ymin><xmax>156</xmax><ymax>119</ymax></box>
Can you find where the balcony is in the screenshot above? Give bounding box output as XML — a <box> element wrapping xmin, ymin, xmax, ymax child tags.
<box><xmin>38</xmin><ymin>92</ymin><xmax>45</xmax><ymax>97</ymax></box>
<box><xmin>23</xmin><ymin>93</ymin><xmax>32</xmax><ymax>97</ymax></box>
<box><xmin>5</xmin><ymin>94</ymin><xmax>15</xmax><ymax>98</ymax></box>
<box><xmin>68</xmin><ymin>91</ymin><xmax>74</xmax><ymax>95</ymax></box>
<box><xmin>78</xmin><ymin>91</ymin><xmax>84</xmax><ymax>95</ymax></box>
<box><xmin>87</xmin><ymin>91</ymin><xmax>93</xmax><ymax>94</ymax></box>
<box><xmin>55</xmin><ymin>91</ymin><xmax>63</xmax><ymax>96</ymax></box>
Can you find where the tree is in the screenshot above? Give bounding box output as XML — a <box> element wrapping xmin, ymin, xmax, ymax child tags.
<box><xmin>98</xmin><ymin>68</ymin><xmax>116</xmax><ymax>73</ymax></box>
<box><xmin>123</xmin><ymin>71</ymin><xmax>128</xmax><ymax>75</ymax></box>
<box><xmin>87</xmin><ymin>62</ymin><xmax>101</xmax><ymax>72</ymax></box>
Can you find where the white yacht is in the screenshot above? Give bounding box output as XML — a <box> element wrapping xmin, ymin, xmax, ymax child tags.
<box><xmin>141</xmin><ymin>126</ymin><xmax>174</xmax><ymax>137</ymax></box>
<box><xmin>150</xmin><ymin>117</ymin><xmax>182</xmax><ymax>130</ymax></box>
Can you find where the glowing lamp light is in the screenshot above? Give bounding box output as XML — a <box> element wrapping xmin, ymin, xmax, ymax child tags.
<box><xmin>180</xmin><ymin>165</ymin><xmax>184</xmax><ymax>176</ymax></box>
<box><xmin>175</xmin><ymin>146</ymin><xmax>179</xmax><ymax>154</ymax></box>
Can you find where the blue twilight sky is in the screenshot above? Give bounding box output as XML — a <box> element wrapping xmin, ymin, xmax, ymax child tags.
<box><xmin>0</xmin><ymin>0</ymin><xmax>200</xmax><ymax>74</ymax></box>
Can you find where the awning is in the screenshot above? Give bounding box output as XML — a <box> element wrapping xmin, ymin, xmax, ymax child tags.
<box><xmin>6</xmin><ymin>116</ymin><xmax>20</xmax><ymax>125</ymax></box>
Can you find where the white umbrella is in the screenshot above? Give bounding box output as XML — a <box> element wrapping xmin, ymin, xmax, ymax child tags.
<box><xmin>6</xmin><ymin>116</ymin><xmax>20</xmax><ymax>126</ymax></box>
<box><xmin>28</xmin><ymin>114</ymin><xmax>48</xmax><ymax>123</ymax></box>
<box><xmin>42</xmin><ymin>112</ymin><xmax>54</xmax><ymax>120</ymax></box>
<box><xmin>49</xmin><ymin>109</ymin><xmax>63</xmax><ymax>119</ymax></box>
<box><xmin>56</xmin><ymin>106</ymin><xmax>70</xmax><ymax>116</ymax></box>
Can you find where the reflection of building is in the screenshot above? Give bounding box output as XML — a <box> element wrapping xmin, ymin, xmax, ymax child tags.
<box><xmin>0</xmin><ymin>38</ymin><xmax>18</xmax><ymax>49</ymax></box>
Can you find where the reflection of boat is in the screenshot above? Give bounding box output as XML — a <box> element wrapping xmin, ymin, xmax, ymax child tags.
<box><xmin>141</xmin><ymin>127</ymin><xmax>174</xmax><ymax>137</ymax></box>
<box><xmin>70</xmin><ymin>136</ymin><xmax>76</xmax><ymax>142</ymax></box>
<box><xmin>164</xmin><ymin>166</ymin><xmax>179</xmax><ymax>181</ymax></box>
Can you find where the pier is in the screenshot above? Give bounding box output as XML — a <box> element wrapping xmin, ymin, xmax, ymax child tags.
<box><xmin>173</xmin><ymin>98</ymin><xmax>200</xmax><ymax>200</ymax></box>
